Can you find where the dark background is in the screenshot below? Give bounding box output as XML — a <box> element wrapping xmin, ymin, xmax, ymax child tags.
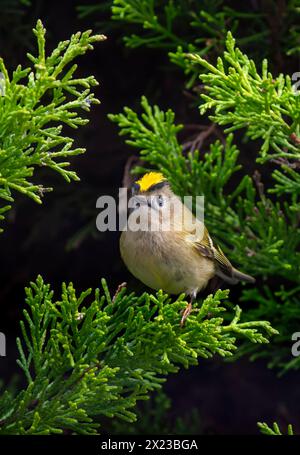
<box><xmin>0</xmin><ymin>0</ymin><xmax>299</xmax><ymax>434</ymax></box>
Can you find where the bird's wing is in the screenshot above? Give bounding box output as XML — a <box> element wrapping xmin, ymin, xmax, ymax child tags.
<box><xmin>179</xmin><ymin>203</ymin><xmax>239</xmax><ymax>283</ymax></box>
<box><xmin>192</xmin><ymin>226</ymin><xmax>237</xmax><ymax>282</ymax></box>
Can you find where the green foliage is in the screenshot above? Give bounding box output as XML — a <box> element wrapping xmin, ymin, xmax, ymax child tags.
<box><xmin>110</xmin><ymin>0</ymin><xmax>266</xmax><ymax>87</ymax></box>
<box><xmin>110</xmin><ymin>0</ymin><xmax>265</xmax><ymax>51</ymax></box>
<box><xmin>282</xmin><ymin>0</ymin><xmax>300</xmax><ymax>56</ymax></box>
<box><xmin>111</xmin><ymin>0</ymin><xmax>189</xmax><ymax>49</ymax></box>
<box><xmin>109</xmin><ymin>0</ymin><xmax>300</xmax><ymax>88</ymax></box>
<box><xmin>231</xmin><ymin>285</ymin><xmax>300</xmax><ymax>373</ymax></box>
<box><xmin>190</xmin><ymin>32</ymin><xmax>300</xmax><ymax>165</ymax></box>
<box><xmin>0</xmin><ymin>20</ymin><xmax>105</xmax><ymax>231</ymax></box>
<box><xmin>0</xmin><ymin>276</ymin><xmax>276</xmax><ymax>434</ymax></box>
<box><xmin>189</xmin><ymin>31</ymin><xmax>300</xmax><ymax>199</ymax></box>
<box><xmin>1</xmin><ymin>0</ymin><xmax>298</xmax><ymax>436</ymax></box>
<box><xmin>271</xmin><ymin>163</ymin><xmax>300</xmax><ymax>196</ymax></box>
<box><xmin>258</xmin><ymin>421</ymin><xmax>294</xmax><ymax>436</ymax></box>
<box><xmin>111</xmin><ymin>389</ymin><xmax>202</xmax><ymax>434</ymax></box>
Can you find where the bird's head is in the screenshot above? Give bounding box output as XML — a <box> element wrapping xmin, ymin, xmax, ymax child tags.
<box><xmin>127</xmin><ymin>172</ymin><xmax>196</xmax><ymax>233</ymax></box>
<box><xmin>130</xmin><ymin>172</ymin><xmax>174</xmax><ymax>213</ymax></box>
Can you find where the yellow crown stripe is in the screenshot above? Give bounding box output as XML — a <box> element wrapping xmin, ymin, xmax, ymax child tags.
<box><xmin>136</xmin><ymin>172</ymin><xmax>166</xmax><ymax>192</ymax></box>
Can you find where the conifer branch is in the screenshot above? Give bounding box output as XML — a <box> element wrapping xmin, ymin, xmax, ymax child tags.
<box><xmin>258</xmin><ymin>421</ymin><xmax>294</xmax><ymax>435</ymax></box>
<box><xmin>0</xmin><ymin>276</ymin><xmax>276</xmax><ymax>434</ymax></box>
<box><xmin>0</xmin><ymin>20</ymin><xmax>105</xmax><ymax>231</ymax></box>
<box><xmin>189</xmin><ymin>32</ymin><xmax>300</xmax><ymax>165</ymax></box>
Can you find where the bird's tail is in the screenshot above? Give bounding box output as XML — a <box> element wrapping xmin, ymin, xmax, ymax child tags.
<box><xmin>232</xmin><ymin>268</ymin><xmax>255</xmax><ymax>284</ymax></box>
<box><xmin>216</xmin><ymin>267</ymin><xmax>255</xmax><ymax>285</ymax></box>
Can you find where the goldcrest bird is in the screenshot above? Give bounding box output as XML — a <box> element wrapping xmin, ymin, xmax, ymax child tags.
<box><xmin>120</xmin><ymin>172</ymin><xmax>255</xmax><ymax>326</ymax></box>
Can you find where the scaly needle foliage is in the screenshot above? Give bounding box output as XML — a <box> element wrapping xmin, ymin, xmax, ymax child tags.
<box><xmin>189</xmin><ymin>32</ymin><xmax>300</xmax><ymax>165</ymax></box>
<box><xmin>258</xmin><ymin>421</ymin><xmax>294</xmax><ymax>436</ymax></box>
<box><xmin>0</xmin><ymin>19</ymin><xmax>105</xmax><ymax>231</ymax></box>
<box><xmin>0</xmin><ymin>276</ymin><xmax>276</xmax><ymax>434</ymax></box>
<box><xmin>109</xmin><ymin>0</ymin><xmax>300</xmax><ymax>87</ymax></box>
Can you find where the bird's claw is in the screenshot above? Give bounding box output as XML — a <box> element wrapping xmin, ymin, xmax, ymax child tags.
<box><xmin>180</xmin><ymin>302</ymin><xmax>193</xmax><ymax>327</ymax></box>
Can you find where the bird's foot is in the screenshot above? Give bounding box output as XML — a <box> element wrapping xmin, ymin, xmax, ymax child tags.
<box><xmin>112</xmin><ymin>282</ymin><xmax>127</xmax><ymax>303</ymax></box>
<box><xmin>180</xmin><ymin>302</ymin><xmax>193</xmax><ymax>327</ymax></box>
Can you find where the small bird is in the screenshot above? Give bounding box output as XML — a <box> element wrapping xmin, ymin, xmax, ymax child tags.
<box><xmin>120</xmin><ymin>172</ymin><xmax>255</xmax><ymax>326</ymax></box>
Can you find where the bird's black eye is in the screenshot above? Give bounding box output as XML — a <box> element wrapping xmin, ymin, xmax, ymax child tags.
<box><xmin>157</xmin><ymin>195</ymin><xmax>163</xmax><ymax>207</ymax></box>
